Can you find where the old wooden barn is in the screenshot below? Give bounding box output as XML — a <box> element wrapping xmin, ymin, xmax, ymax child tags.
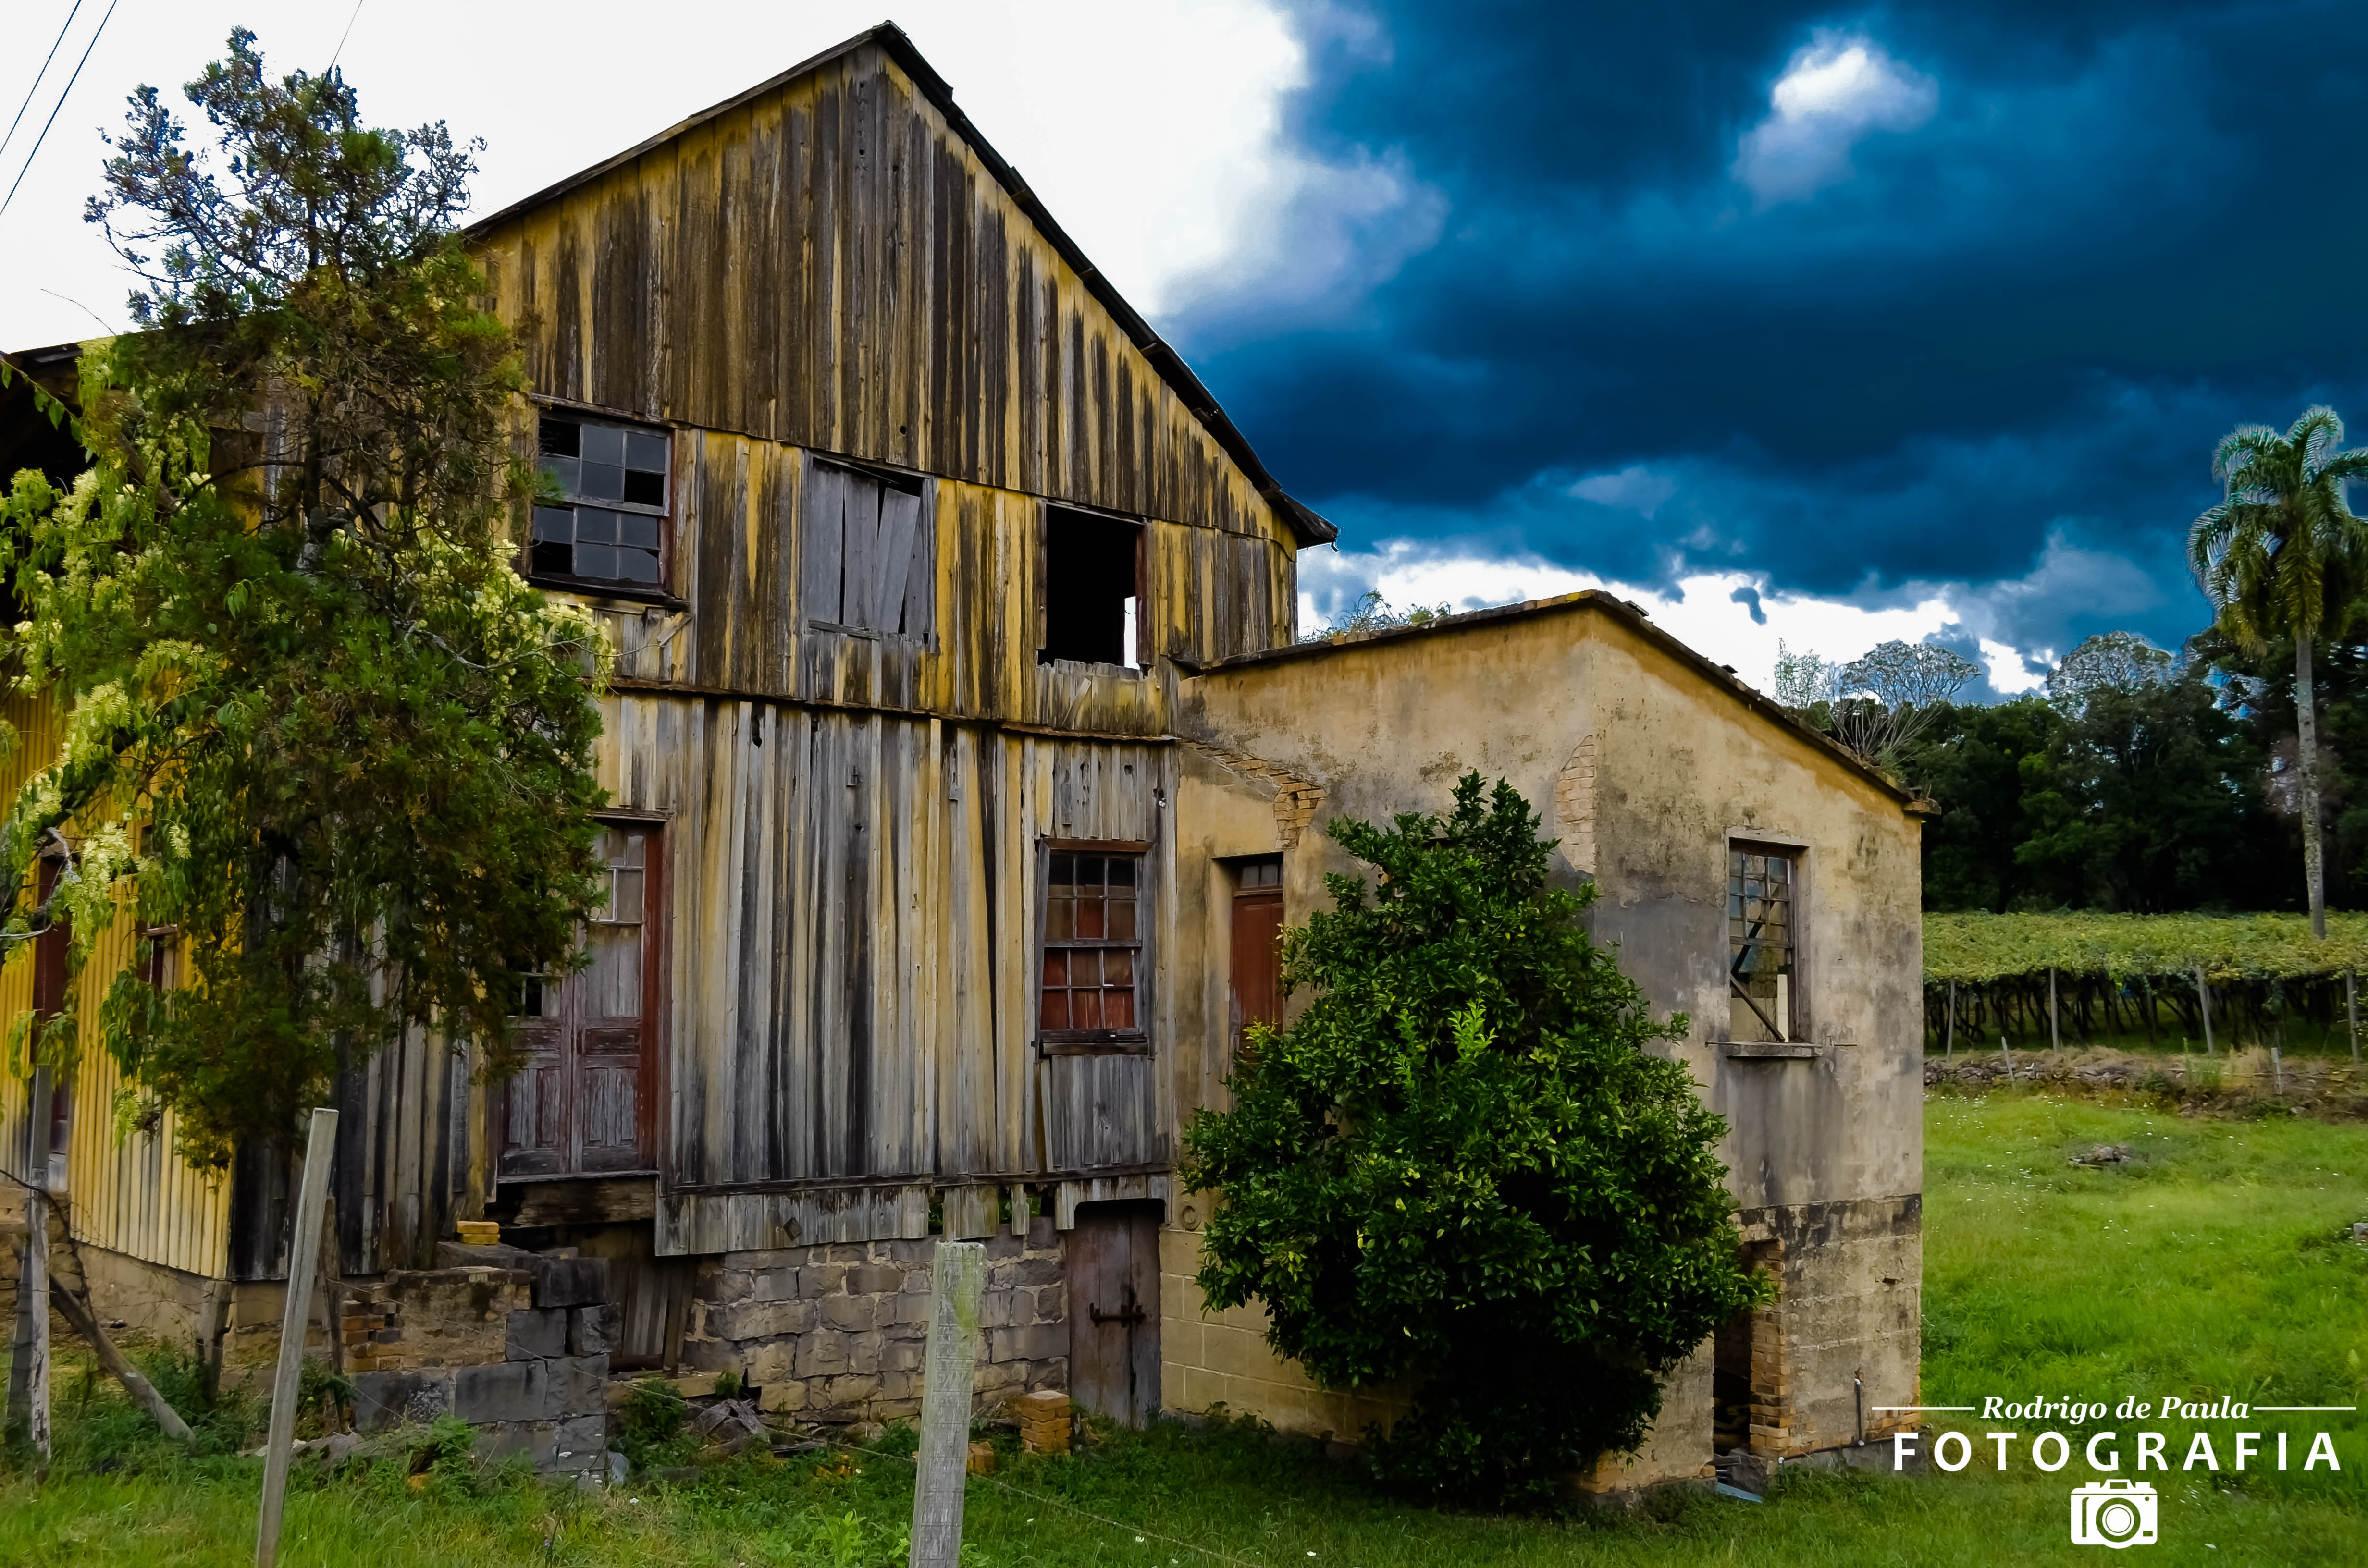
<box><xmin>6</xmin><ymin>21</ymin><xmax>1928</xmax><ymax>1493</ymax></box>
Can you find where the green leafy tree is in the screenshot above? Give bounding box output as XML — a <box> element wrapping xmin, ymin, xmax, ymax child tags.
<box><xmin>0</xmin><ymin>31</ymin><xmax>608</xmax><ymax>1167</ymax></box>
<box><xmin>2190</xmin><ymin>406</ymin><xmax>2368</xmax><ymax>937</ymax></box>
<box><xmin>1905</xmin><ymin>697</ymin><xmax>2071</xmax><ymax>911</ymax></box>
<box><xmin>1182</xmin><ymin>774</ymin><xmax>1765</xmax><ymax>1507</ymax></box>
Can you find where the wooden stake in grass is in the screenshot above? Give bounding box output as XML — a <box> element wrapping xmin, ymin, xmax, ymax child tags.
<box><xmin>2347</xmin><ymin>971</ymin><xmax>2360</xmax><ymax>1067</ymax></box>
<box><xmin>2195</xmin><ymin>965</ymin><xmax>2216</xmax><ymax>1057</ymax></box>
<box><xmin>2049</xmin><ymin>968</ymin><xmax>2061</xmax><ymax>1057</ymax></box>
<box><xmin>1946</xmin><ymin>980</ymin><xmax>1956</xmax><ymax>1060</ymax></box>
<box><xmin>257</xmin><ymin>1107</ymin><xmax>339</xmax><ymax>1568</ymax></box>
<box><xmin>4</xmin><ymin>1184</ymin><xmax>49</xmax><ymax>1458</ymax></box>
<box><xmin>1999</xmin><ymin>1035</ymin><xmax>2017</xmax><ymax>1086</ymax></box>
<box><xmin>910</xmin><ymin>1240</ymin><xmax>987</xmax><ymax>1568</ymax></box>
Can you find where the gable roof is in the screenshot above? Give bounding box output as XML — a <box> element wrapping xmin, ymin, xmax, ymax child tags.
<box><xmin>1189</xmin><ymin>589</ymin><xmax>1936</xmax><ymax>812</ymax></box>
<box><xmin>466</xmin><ymin>21</ymin><xmax>1335</xmax><ymax>548</ymax></box>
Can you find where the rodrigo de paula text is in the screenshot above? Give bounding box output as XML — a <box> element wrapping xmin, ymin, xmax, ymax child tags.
<box><xmin>1891</xmin><ymin>1397</ymin><xmax>2347</xmax><ymax>1474</ymax></box>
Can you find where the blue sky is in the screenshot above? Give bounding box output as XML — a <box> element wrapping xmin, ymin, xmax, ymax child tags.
<box><xmin>4</xmin><ymin>1</ymin><xmax>2362</xmax><ymax>696</ymax></box>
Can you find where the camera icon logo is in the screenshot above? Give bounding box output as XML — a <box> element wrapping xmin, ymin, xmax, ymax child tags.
<box><xmin>2069</xmin><ymin>1479</ymin><xmax>2158</xmax><ymax>1548</ymax></box>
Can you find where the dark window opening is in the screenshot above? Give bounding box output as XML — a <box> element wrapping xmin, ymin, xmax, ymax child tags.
<box><xmin>1042</xmin><ymin>507</ymin><xmax>1142</xmax><ymax>668</ymax></box>
<box><xmin>1728</xmin><ymin>845</ymin><xmax>1797</xmax><ymax>1042</ymax></box>
<box><xmin>531</xmin><ymin>412</ymin><xmax>668</xmax><ymax>589</ymax></box>
<box><xmin>802</xmin><ymin>461</ymin><xmax>932</xmax><ymax>637</ymax></box>
<box><xmin>1040</xmin><ymin>848</ymin><xmax>1147</xmax><ymax>1051</ymax></box>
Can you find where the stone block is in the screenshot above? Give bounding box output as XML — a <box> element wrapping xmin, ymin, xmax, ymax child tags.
<box><xmin>984</xmin><ymin>1232</ymin><xmax>1023</xmax><ymax>1261</ymax></box>
<box><xmin>1014</xmin><ymin>1256</ymin><xmax>1065</xmax><ymax>1289</ymax></box>
<box><xmin>986</xmin><ymin>1324</ymin><xmax>1064</xmax><ymax>1363</ymax></box>
<box><xmin>822</xmin><ymin>1373</ymin><xmax>881</xmax><ymax>1408</ymax></box>
<box><xmin>886</xmin><ymin>1291</ymin><xmax>934</xmax><ymax>1327</ymax></box>
<box><xmin>801</xmin><ymin>1262</ymin><xmax>847</xmax><ymax>1295</ymax></box>
<box><xmin>569</xmin><ymin>1303</ymin><xmax>621</xmax><ymax>1357</ymax></box>
<box><xmin>506</xmin><ymin>1308</ymin><xmax>568</xmax><ymax>1360</ymax></box>
<box><xmin>548</xmin><ymin>1354</ymin><xmax>611</xmax><ymax>1418</ymax></box>
<box><xmin>744</xmin><ymin>1340</ymin><xmax>799</xmax><ymax>1386</ymax></box>
<box><xmin>751</xmin><ymin>1267</ymin><xmax>801</xmax><ymax>1302</ymax></box>
<box><xmin>881</xmin><ymin>1337</ymin><xmax>924</xmax><ymax>1373</ymax></box>
<box><xmin>351</xmin><ymin>1370</ymin><xmax>451</xmax><ymax>1433</ymax></box>
<box><xmin>1027</xmin><ymin>1217</ymin><xmax>1057</xmax><ymax>1248</ymax></box>
<box><xmin>708</xmin><ymin>1297</ymin><xmax>811</xmax><ymax>1341</ymax></box>
<box><xmin>820</xmin><ymin>1294</ymin><xmax>876</xmax><ymax>1332</ymax></box>
<box><xmin>758</xmin><ymin>1379</ymin><xmax>810</xmax><ymax>1413</ymax></box>
<box><xmin>532</xmin><ymin>1256</ymin><xmax>612</xmax><ymax>1308</ymax></box>
<box><xmin>455</xmin><ymin>1360</ymin><xmax>548</xmax><ymax>1424</ymax></box>
<box><xmin>848</xmin><ymin>1264</ymin><xmax>904</xmax><ymax>1295</ymax></box>
<box><xmin>796</xmin><ymin>1329</ymin><xmax>851</xmax><ymax>1379</ymax></box>
<box><xmin>553</xmin><ymin>1414</ymin><xmax>610</xmax><ymax>1470</ymax></box>
<box><xmin>824</xmin><ymin>1243</ymin><xmax>867</xmax><ymax>1263</ymax></box>
<box><xmin>473</xmin><ymin>1420</ymin><xmax>557</xmax><ymax>1468</ymax></box>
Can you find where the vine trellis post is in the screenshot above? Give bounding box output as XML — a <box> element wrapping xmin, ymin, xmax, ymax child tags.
<box><xmin>2195</xmin><ymin>965</ymin><xmax>2215</xmax><ymax>1057</ymax></box>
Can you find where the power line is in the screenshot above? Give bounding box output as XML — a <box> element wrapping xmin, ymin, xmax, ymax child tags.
<box><xmin>0</xmin><ymin>0</ymin><xmax>119</xmax><ymax>223</ymax></box>
<box><xmin>328</xmin><ymin>0</ymin><xmax>368</xmax><ymax>76</ymax></box>
<box><xmin>0</xmin><ymin>2</ymin><xmax>84</xmax><ymax>169</ymax></box>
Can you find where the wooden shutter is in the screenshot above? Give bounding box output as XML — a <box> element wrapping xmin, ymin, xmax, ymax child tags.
<box><xmin>801</xmin><ymin>461</ymin><xmax>849</xmax><ymax>625</ymax></box>
<box><xmin>803</xmin><ymin>462</ymin><xmax>930</xmax><ymax>636</ymax></box>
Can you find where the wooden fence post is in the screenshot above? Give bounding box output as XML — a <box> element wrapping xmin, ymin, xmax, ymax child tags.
<box><xmin>2347</xmin><ymin>971</ymin><xmax>2360</xmax><ymax>1067</ymax></box>
<box><xmin>2195</xmin><ymin>966</ymin><xmax>2215</xmax><ymax>1057</ymax></box>
<box><xmin>2048</xmin><ymin>968</ymin><xmax>2061</xmax><ymax>1057</ymax></box>
<box><xmin>1945</xmin><ymin>981</ymin><xmax>1956</xmax><ymax>1060</ymax></box>
<box><xmin>5</xmin><ymin>1185</ymin><xmax>48</xmax><ymax>1459</ymax></box>
<box><xmin>256</xmin><ymin>1108</ymin><xmax>338</xmax><ymax>1568</ymax></box>
<box><xmin>909</xmin><ymin>1240</ymin><xmax>987</xmax><ymax>1568</ymax></box>
<box><xmin>1998</xmin><ymin>1035</ymin><xmax>2016</xmax><ymax>1086</ymax></box>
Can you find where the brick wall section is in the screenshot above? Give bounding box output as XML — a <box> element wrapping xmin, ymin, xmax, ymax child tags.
<box><xmin>679</xmin><ymin>1218</ymin><xmax>1069</xmax><ymax>1421</ymax></box>
<box><xmin>344</xmin><ymin>1255</ymin><xmax>615</xmax><ymax>1475</ymax></box>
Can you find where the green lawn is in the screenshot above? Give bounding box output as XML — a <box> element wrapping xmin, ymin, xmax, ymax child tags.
<box><xmin>4</xmin><ymin>1090</ymin><xmax>2366</xmax><ymax>1566</ymax></box>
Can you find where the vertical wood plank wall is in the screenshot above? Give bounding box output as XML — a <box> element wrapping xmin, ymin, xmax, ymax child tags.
<box><xmin>0</xmin><ymin>693</ymin><xmax>233</xmax><ymax>1280</ymax></box>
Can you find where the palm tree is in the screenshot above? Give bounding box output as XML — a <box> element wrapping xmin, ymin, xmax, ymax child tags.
<box><xmin>2189</xmin><ymin>406</ymin><xmax>2368</xmax><ymax>938</ymax></box>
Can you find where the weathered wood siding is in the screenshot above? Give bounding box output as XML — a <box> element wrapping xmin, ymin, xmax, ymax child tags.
<box><xmin>0</xmin><ymin>694</ymin><xmax>234</xmax><ymax>1281</ymax></box>
<box><xmin>593</xmin><ymin>691</ymin><xmax>1171</xmax><ymax>1255</ymax></box>
<box><xmin>576</xmin><ymin>439</ymin><xmax>1289</xmax><ymax>719</ymax></box>
<box><xmin>475</xmin><ymin>40</ymin><xmax>1295</xmax><ymax>569</ymax></box>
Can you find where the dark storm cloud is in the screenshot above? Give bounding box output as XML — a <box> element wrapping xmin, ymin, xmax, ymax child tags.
<box><xmin>1171</xmin><ymin>0</ymin><xmax>2368</xmax><ymax>661</ymax></box>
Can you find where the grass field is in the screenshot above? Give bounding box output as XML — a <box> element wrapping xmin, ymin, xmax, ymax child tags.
<box><xmin>4</xmin><ymin>1090</ymin><xmax>2366</xmax><ymax>1567</ymax></box>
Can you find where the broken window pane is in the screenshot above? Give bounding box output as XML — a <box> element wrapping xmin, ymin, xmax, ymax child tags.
<box><xmin>802</xmin><ymin>461</ymin><xmax>932</xmax><ymax>638</ymax></box>
<box><xmin>531</xmin><ymin>411</ymin><xmax>669</xmax><ymax>591</ymax></box>
<box><xmin>1038</xmin><ymin>846</ymin><xmax>1148</xmax><ymax>1048</ymax></box>
<box><xmin>1728</xmin><ymin>846</ymin><xmax>1796</xmax><ymax>1042</ymax></box>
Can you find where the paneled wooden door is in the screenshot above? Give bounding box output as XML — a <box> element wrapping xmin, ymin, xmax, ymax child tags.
<box><xmin>500</xmin><ymin>823</ymin><xmax>661</xmax><ymax>1178</ymax></box>
<box><xmin>1066</xmin><ymin>1200</ymin><xmax>1162</xmax><ymax>1426</ymax></box>
<box><xmin>1229</xmin><ymin>858</ymin><xmax>1284</xmax><ymax>1058</ymax></box>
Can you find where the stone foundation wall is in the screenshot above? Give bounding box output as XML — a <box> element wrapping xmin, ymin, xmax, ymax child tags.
<box><xmin>678</xmin><ymin>1218</ymin><xmax>1069</xmax><ymax>1421</ymax></box>
<box><xmin>342</xmin><ymin>1254</ymin><xmax>615</xmax><ymax>1475</ymax></box>
<box><xmin>1744</xmin><ymin>1194</ymin><xmax>1922</xmax><ymax>1455</ymax></box>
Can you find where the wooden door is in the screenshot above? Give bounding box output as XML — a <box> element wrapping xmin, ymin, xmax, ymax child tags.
<box><xmin>1230</xmin><ymin>859</ymin><xmax>1284</xmax><ymax>1057</ymax></box>
<box><xmin>1066</xmin><ymin>1200</ymin><xmax>1161</xmax><ymax>1427</ymax></box>
<box><xmin>500</xmin><ymin>824</ymin><xmax>658</xmax><ymax>1178</ymax></box>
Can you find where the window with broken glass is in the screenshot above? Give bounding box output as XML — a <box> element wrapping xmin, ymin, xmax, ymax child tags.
<box><xmin>1039</xmin><ymin>847</ymin><xmax>1149</xmax><ymax>1052</ymax></box>
<box><xmin>531</xmin><ymin>411</ymin><xmax>669</xmax><ymax>590</ymax></box>
<box><xmin>1728</xmin><ymin>846</ymin><xmax>1797</xmax><ymax>1042</ymax></box>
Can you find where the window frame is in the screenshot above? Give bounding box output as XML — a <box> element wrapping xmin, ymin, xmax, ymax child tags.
<box><xmin>1036</xmin><ymin>502</ymin><xmax>1149</xmax><ymax>674</ymax></box>
<box><xmin>801</xmin><ymin>454</ymin><xmax>937</xmax><ymax>643</ymax></box>
<box><xmin>1035</xmin><ymin>837</ymin><xmax>1155</xmax><ymax>1056</ymax></box>
<box><xmin>525</xmin><ymin>402</ymin><xmax>677</xmax><ymax>602</ymax></box>
<box><xmin>1725</xmin><ymin>836</ymin><xmax>1809</xmax><ymax>1044</ymax></box>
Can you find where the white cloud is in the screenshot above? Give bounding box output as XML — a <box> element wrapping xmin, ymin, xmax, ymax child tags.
<box><xmin>1295</xmin><ymin>539</ymin><xmax>2111</xmax><ymax>700</ymax></box>
<box><xmin>1569</xmin><ymin>465</ymin><xmax>1678</xmax><ymax>518</ymax></box>
<box><xmin>1732</xmin><ymin>32</ymin><xmax>1936</xmax><ymax>208</ymax></box>
<box><xmin>0</xmin><ymin>0</ymin><xmax>1311</xmax><ymax>347</ymax></box>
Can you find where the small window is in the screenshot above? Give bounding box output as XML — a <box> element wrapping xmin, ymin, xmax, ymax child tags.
<box><xmin>531</xmin><ymin>412</ymin><xmax>668</xmax><ymax>590</ymax></box>
<box><xmin>1041</xmin><ymin>507</ymin><xmax>1142</xmax><ymax>669</ymax></box>
<box><xmin>1039</xmin><ymin>847</ymin><xmax>1148</xmax><ymax>1051</ymax></box>
<box><xmin>803</xmin><ymin>461</ymin><xmax>932</xmax><ymax>638</ymax></box>
<box><xmin>1728</xmin><ymin>845</ymin><xmax>1797</xmax><ymax>1042</ymax></box>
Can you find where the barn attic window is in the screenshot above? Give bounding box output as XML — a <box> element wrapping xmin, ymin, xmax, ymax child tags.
<box><xmin>1041</xmin><ymin>507</ymin><xmax>1143</xmax><ymax>669</ymax></box>
<box><xmin>533</xmin><ymin>413</ymin><xmax>668</xmax><ymax>590</ymax></box>
<box><xmin>803</xmin><ymin>461</ymin><xmax>933</xmax><ymax>638</ymax></box>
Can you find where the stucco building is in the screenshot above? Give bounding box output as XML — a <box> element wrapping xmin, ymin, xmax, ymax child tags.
<box><xmin>4</xmin><ymin>22</ymin><xmax>1925</xmax><ymax>1490</ymax></box>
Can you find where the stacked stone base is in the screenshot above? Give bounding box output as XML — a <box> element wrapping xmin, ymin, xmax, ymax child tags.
<box><xmin>344</xmin><ymin>1250</ymin><xmax>617</xmax><ymax>1476</ymax></box>
<box><xmin>680</xmin><ymin>1218</ymin><xmax>1068</xmax><ymax>1421</ymax></box>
